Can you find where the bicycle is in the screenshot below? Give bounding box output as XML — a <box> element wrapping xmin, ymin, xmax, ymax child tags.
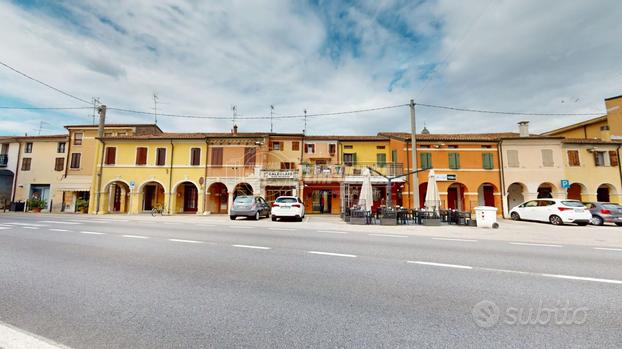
<box><xmin>151</xmin><ymin>204</ymin><xmax>167</xmax><ymax>217</ymax></box>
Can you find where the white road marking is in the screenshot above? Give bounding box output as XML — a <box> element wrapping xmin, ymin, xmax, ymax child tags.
<box><xmin>432</xmin><ymin>237</ymin><xmax>477</xmax><ymax>242</ymax></box>
<box><xmin>0</xmin><ymin>227</ymin><xmax>10</xmax><ymax>230</ymax></box>
<box><xmin>269</xmin><ymin>227</ymin><xmax>296</xmax><ymax>231</ymax></box>
<box><xmin>122</xmin><ymin>234</ymin><xmax>149</xmax><ymax>239</ymax></box>
<box><xmin>233</xmin><ymin>226</ymin><xmax>253</xmax><ymax>229</ymax></box>
<box><xmin>368</xmin><ymin>233</ymin><xmax>408</xmax><ymax>238</ymax></box>
<box><xmin>541</xmin><ymin>273</ymin><xmax>622</xmax><ymax>285</ymax></box>
<box><xmin>509</xmin><ymin>242</ymin><xmax>562</xmax><ymax>248</ymax></box>
<box><xmin>307</xmin><ymin>251</ymin><xmax>357</xmax><ymax>258</ymax></box>
<box><xmin>23</xmin><ymin>227</ymin><xmax>39</xmax><ymax>230</ymax></box>
<box><xmin>168</xmin><ymin>238</ymin><xmax>202</xmax><ymax>244</ymax></box>
<box><xmin>6</xmin><ymin>222</ymin><xmax>45</xmax><ymax>227</ymax></box>
<box><xmin>0</xmin><ymin>320</ymin><xmax>70</xmax><ymax>349</ymax></box>
<box><xmin>38</xmin><ymin>220</ymin><xmax>81</xmax><ymax>225</ymax></box>
<box><xmin>233</xmin><ymin>244</ymin><xmax>271</xmax><ymax>250</ymax></box>
<box><xmin>317</xmin><ymin>230</ymin><xmax>348</xmax><ymax>234</ymax></box>
<box><xmin>49</xmin><ymin>229</ymin><xmax>69</xmax><ymax>232</ymax></box>
<box><xmin>80</xmin><ymin>231</ymin><xmax>106</xmax><ymax>235</ymax></box>
<box><xmin>594</xmin><ymin>247</ymin><xmax>622</xmax><ymax>252</ymax></box>
<box><xmin>479</xmin><ymin>267</ymin><xmax>533</xmax><ymax>276</ymax></box>
<box><xmin>407</xmin><ymin>261</ymin><xmax>473</xmax><ymax>269</ymax></box>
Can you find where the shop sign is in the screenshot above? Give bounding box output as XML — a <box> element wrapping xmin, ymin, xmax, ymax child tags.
<box><xmin>263</xmin><ymin>170</ymin><xmax>297</xmax><ymax>179</ymax></box>
<box><xmin>434</xmin><ymin>174</ymin><xmax>456</xmax><ymax>181</ymax></box>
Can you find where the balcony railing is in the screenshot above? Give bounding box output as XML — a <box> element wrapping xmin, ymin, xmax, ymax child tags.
<box><xmin>0</xmin><ymin>154</ymin><xmax>7</xmax><ymax>167</ymax></box>
<box><xmin>302</xmin><ymin>162</ymin><xmax>405</xmax><ymax>178</ymax></box>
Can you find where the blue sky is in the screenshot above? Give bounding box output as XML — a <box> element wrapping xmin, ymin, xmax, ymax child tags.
<box><xmin>1</xmin><ymin>0</ymin><xmax>621</xmax><ymax>136</ymax></box>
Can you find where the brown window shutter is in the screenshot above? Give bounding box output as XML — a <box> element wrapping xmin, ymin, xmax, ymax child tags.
<box><xmin>105</xmin><ymin>147</ymin><xmax>116</xmax><ymax>165</ymax></box>
<box><xmin>211</xmin><ymin>147</ymin><xmax>223</xmax><ymax>167</ymax></box>
<box><xmin>268</xmin><ymin>141</ymin><xmax>273</xmax><ymax>151</ymax></box>
<box><xmin>136</xmin><ymin>147</ymin><xmax>147</xmax><ymax>165</ymax></box>
<box><xmin>156</xmin><ymin>148</ymin><xmax>166</xmax><ymax>166</ymax></box>
<box><xmin>609</xmin><ymin>151</ymin><xmax>618</xmax><ymax>167</ymax></box>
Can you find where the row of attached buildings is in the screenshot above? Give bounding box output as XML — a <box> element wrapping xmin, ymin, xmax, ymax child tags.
<box><xmin>2</xmin><ymin>95</ymin><xmax>622</xmax><ymax>217</ymax></box>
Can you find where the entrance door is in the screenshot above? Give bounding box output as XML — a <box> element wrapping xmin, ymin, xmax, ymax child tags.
<box><xmin>113</xmin><ymin>185</ymin><xmax>122</xmax><ymax>212</ymax></box>
<box><xmin>183</xmin><ymin>184</ymin><xmax>198</xmax><ymax>212</ymax></box>
<box><xmin>483</xmin><ymin>185</ymin><xmax>494</xmax><ymax>206</ymax></box>
<box><xmin>447</xmin><ymin>187</ymin><xmax>458</xmax><ymax>209</ymax></box>
<box><xmin>144</xmin><ymin>185</ymin><xmax>155</xmax><ymax>210</ymax></box>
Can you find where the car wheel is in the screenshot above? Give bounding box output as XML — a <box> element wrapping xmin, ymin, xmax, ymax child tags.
<box><xmin>615</xmin><ymin>222</ymin><xmax>622</xmax><ymax>227</ymax></box>
<box><xmin>230</xmin><ymin>215</ymin><xmax>236</xmax><ymax>220</ymax></box>
<box><xmin>549</xmin><ymin>215</ymin><xmax>563</xmax><ymax>225</ymax></box>
<box><xmin>510</xmin><ymin>212</ymin><xmax>520</xmax><ymax>221</ymax></box>
<box><xmin>591</xmin><ymin>216</ymin><xmax>604</xmax><ymax>226</ymax></box>
<box><xmin>254</xmin><ymin>212</ymin><xmax>260</xmax><ymax>220</ymax></box>
<box><xmin>271</xmin><ymin>215</ymin><xmax>277</xmax><ymax>222</ymax></box>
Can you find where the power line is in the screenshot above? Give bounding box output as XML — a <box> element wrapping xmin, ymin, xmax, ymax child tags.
<box><xmin>416</xmin><ymin>103</ymin><xmax>603</xmax><ymax>116</ymax></box>
<box><xmin>0</xmin><ymin>60</ymin><xmax>92</xmax><ymax>105</ymax></box>
<box><xmin>0</xmin><ymin>106</ymin><xmax>92</xmax><ymax>110</ymax></box>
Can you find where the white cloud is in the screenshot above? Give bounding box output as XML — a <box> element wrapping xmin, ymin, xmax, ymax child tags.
<box><xmin>0</xmin><ymin>0</ymin><xmax>620</xmax><ymax>136</ymax></box>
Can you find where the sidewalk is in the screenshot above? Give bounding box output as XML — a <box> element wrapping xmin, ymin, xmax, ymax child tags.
<box><xmin>2</xmin><ymin>212</ymin><xmax>622</xmax><ymax>247</ymax></box>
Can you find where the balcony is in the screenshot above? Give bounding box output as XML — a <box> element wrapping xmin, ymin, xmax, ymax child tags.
<box><xmin>343</xmin><ymin>162</ymin><xmax>404</xmax><ymax>177</ymax></box>
<box><xmin>0</xmin><ymin>154</ymin><xmax>7</xmax><ymax>167</ymax></box>
<box><xmin>302</xmin><ymin>164</ymin><xmax>344</xmax><ymax>179</ymax></box>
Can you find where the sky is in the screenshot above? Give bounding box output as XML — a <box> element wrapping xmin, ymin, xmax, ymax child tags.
<box><xmin>1</xmin><ymin>0</ymin><xmax>621</xmax><ymax>136</ymax></box>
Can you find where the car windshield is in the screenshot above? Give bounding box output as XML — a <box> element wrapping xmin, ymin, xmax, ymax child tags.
<box><xmin>561</xmin><ymin>201</ymin><xmax>584</xmax><ymax>207</ymax></box>
<box><xmin>602</xmin><ymin>203</ymin><xmax>622</xmax><ymax>210</ymax></box>
<box><xmin>234</xmin><ymin>196</ymin><xmax>253</xmax><ymax>203</ymax></box>
<box><xmin>276</xmin><ymin>197</ymin><xmax>297</xmax><ymax>203</ymax></box>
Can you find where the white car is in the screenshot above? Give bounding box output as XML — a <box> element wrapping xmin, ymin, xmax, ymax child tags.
<box><xmin>271</xmin><ymin>196</ymin><xmax>305</xmax><ymax>222</ymax></box>
<box><xmin>509</xmin><ymin>199</ymin><xmax>591</xmax><ymax>226</ymax></box>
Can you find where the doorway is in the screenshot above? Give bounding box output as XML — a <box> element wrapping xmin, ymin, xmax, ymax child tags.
<box><xmin>183</xmin><ymin>183</ymin><xmax>198</xmax><ymax>212</ymax></box>
<box><xmin>312</xmin><ymin>190</ymin><xmax>332</xmax><ymax>213</ymax></box>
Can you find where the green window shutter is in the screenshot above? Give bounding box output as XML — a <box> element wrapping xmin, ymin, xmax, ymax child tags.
<box><xmin>352</xmin><ymin>153</ymin><xmax>357</xmax><ymax>165</ymax></box>
<box><xmin>391</xmin><ymin>150</ymin><xmax>397</xmax><ymax>163</ymax></box>
<box><xmin>420</xmin><ymin>153</ymin><xmax>432</xmax><ymax>169</ymax></box>
<box><xmin>483</xmin><ymin>153</ymin><xmax>493</xmax><ymax>169</ymax></box>
<box><xmin>377</xmin><ymin>153</ymin><xmax>386</xmax><ymax>167</ymax></box>
<box><xmin>449</xmin><ymin>153</ymin><xmax>460</xmax><ymax>169</ymax></box>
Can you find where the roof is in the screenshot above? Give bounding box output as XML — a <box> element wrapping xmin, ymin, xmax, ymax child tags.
<box><xmin>378</xmin><ymin>132</ymin><xmax>519</xmax><ymax>142</ymax></box>
<box><xmin>15</xmin><ymin>134</ymin><xmax>68</xmax><ymax>141</ymax></box>
<box><xmin>562</xmin><ymin>138</ymin><xmax>622</xmax><ymax>145</ymax></box>
<box><xmin>605</xmin><ymin>94</ymin><xmax>622</xmax><ymax>101</ymax></box>
<box><xmin>541</xmin><ymin>115</ymin><xmax>608</xmax><ymax>136</ymax></box>
<box><xmin>100</xmin><ymin>132</ymin><xmax>272</xmax><ymax>140</ymax></box>
<box><xmin>64</xmin><ymin>123</ymin><xmax>163</xmax><ymax>131</ymax></box>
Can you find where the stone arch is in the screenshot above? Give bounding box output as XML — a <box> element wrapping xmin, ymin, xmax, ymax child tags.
<box><xmin>173</xmin><ymin>181</ymin><xmax>199</xmax><ymax>213</ymax></box>
<box><xmin>597</xmin><ymin>183</ymin><xmax>617</xmax><ymax>202</ymax></box>
<box><xmin>447</xmin><ymin>182</ymin><xmax>468</xmax><ymax>210</ymax></box>
<box><xmin>207</xmin><ymin>182</ymin><xmax>229</xmax><ymax>214</ymax></box>
<box><xmin>104</xmin><ymin>180</ymin><xmax>130</xmax><ymax>213</ymax></box>
<box><xmin>477</xmin><ymin>182</ymin><xmax>498</xmax><ymax>207</ymax></box>
<box><xmin>139</xmin><ymin>181</ymin><xmax>166</xmax><ymax>212</ymax></box>
<box><xmin>537</xmin><ymin>182</ymin><xmax>557</xmax><ymax>199</ymax></box>
<box><xmin>567</xmin><ymin>182</ymin><xmax>587</xmax><ymax>201</ymax></box>
<box><xmin>233</xmin><ymin>182</ymin><xmax>253</xmax><ymax>199</ymax></box>
<box><xmin>507</xmin><ymin>182</ymin><xmax>527</xmax><ymax>211</ymax></box>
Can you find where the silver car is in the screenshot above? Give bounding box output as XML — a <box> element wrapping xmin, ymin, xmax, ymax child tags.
<box><xmin>584</xmin><ymin>202</ymin><xmax>622</xmax><ymax>226</ymax></box>
<box><xmin>230</xmin><ymin>195</ymin><xmax>271</xmax><ymax>220</ymax></box>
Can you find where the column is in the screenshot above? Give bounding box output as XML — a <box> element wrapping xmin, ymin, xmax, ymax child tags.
<box><xmin>227</xmin><ymin>191</ymin><xmax>233</xmax><ymax>215</ymax></box>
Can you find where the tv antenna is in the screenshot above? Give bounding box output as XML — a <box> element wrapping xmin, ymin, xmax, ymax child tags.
<box><xmin>270</xmin><ymin>105</ymin><xmax>274</xmax><ymax>133</ymax></box>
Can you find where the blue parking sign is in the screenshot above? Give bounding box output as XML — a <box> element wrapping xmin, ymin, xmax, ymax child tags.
<box><xmin>560</xmin><ymin>179</ymin><xmax>570</xmax><ymax>189</ymax></box>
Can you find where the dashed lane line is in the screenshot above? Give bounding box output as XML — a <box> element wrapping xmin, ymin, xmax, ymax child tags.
<box><xmin>0</xmin><ymin>320</ymin><xmax>71</xmax><ymax>349</ymax></box>
<box><xmin>540</xmin><ymin>273</ymin><xmax>622</xmax><ymax>285</ymax></box>
<box><xmin>317</xmin><ymin>230</ymin><xmax>348</xmax><ymax>234</ymax></box>
<box><xmin>368</xmin><ymin>233</ymin><xmax>408</xmax><ymax>238</ymax></box>
<box><xmin>307</xmin><ymin>251</ymin><xmax>357</xmax><ymax>258</ymax></box>
<box><xmin>168</xmin><ymin>239</ymin><xmax>203</xmax><ymax>244</ymax></box>
<box><xmin>38</xmin><ymin>220</ymin><xmax>82</xmax><ymax>225</ymax></box>
<box><xmin>80</xmin><ymin>231</ymin><xmax>106</xmax><ymax>235</ymax></box>
<box><xmin>49</xmin><ymin>228</ymin><xmax>69</xmax><ymax>232</ymax></box>
<box><xmin>432</xmin><ymin>237</ymin><xmax>477</xmax><ymax>242</ymax></box>
<box><xmin>232</xmin><ymin>244</ymin><xmax>272</xmax><ymax>250</ymax></box>
<box><xmin>23</xmin><ymin>227</ymin><xmax>39</xmax><ymax>230</ymax></box>
<box><xmin>407</xmin><ymin>261</ymin><xmax>473</xmax><ymax>269</ymax></box>
<box><xmin>0</xmin><ymin>227</ymin><xmax>10</xmax><ymax>230</ymax></box>
<box><xmin>269</xmin><ymin>227</ymin><xmax>296</xmax><ymax>231</ymax></box>
<box><xmin>594</xmin><ymin>247</ymin><xmax>622</xmax><ymax>252</ymax></box>
<box><xmin>122</xmin><ymin>235</ymin><xmax>149</xmax><ymax>239</ymax></box>
<box><xmin>509</xmin><ymin>242</ymin><xmax>563</xmax><ymax>248</ymax></box>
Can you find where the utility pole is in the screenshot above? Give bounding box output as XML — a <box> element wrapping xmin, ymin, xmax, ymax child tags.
<box><xmin>95</xmin><ymin>105</ymin><xmax>107</xmax><ymax>214</ymax></box>
<box><xmin>153</xmin><ymin>93</ymin><xmax>158</xmax><ymax>124</ymax></box>
<box><xmin>410</xmin><ymin>99</ymin><xmax>420</xmax><ymax>209</ymax></box>
<box><xmin>303</xmin><ymin>109</ymin><xmax>308</xmax><ymax>135</ymax></box>
<box><xmin>91</xmin><ymin>97</ymin><xmax>99</xmax><ymax>125</ymax></box>
<box><xmin>270</xmin><ymin>105</ymin><xmax>274</xmax><ymax>133</ymax></box>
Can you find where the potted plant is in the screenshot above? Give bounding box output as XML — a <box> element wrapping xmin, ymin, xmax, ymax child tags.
<box><xmin>75</xmin><ymin>198</ymin><xmax>89</xmax><ymax>213</ymax></box>
<box><xmin>27</xmin><ymin>197</ymin><xmax>46</xmax><ymax>213</ymax></box>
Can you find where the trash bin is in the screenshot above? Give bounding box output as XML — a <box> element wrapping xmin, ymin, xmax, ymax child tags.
<box><xmin>474</xmin><ymin>206</ymin><xmax>499</xmax><ymax>228</ymax></box>
<box><xmin>10</xmin><ymin>201</ymin><xmax>25</xmax><ymax>212</ymax></box>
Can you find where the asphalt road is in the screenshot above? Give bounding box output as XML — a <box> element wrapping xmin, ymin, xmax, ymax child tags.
<box><xmin>1</xmin><ymin>214</ymin><xmax>621</xmax><ymax>348</ymax></box>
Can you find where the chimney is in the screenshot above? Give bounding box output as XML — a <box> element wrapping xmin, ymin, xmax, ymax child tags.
<box><xmin>232</xmin><ymin>124</ymin><xmax>238</xmax><ymax>135</ymax></box>
<box><xmin>518</xmin><ymin>121</ymin><xmax>529</xmax><ymax>137</ymax></box>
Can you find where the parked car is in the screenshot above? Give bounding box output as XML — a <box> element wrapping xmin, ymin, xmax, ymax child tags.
<box><xmin>271</xmin><ymin>196</ymin><xmax>305</xmax><ymax>222</ymax></box>
<box><xmin>230</xmin><ymin>195</ymin><xmax>271</xmax><ymax>220</ymax></box>
<box><xmin>509</xmin><ymin>199</ymin><xmax>591</xmax><ymax>226</ymax></box>
<box><xmin>583</xmin><ymin>202</ymin><xmax>622</xmax><ymax>226</ymax></box>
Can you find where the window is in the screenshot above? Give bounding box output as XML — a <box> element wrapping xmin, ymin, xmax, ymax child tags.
<box><xmin>104</xmin><ymin>147</ymin><xmax>116</xmax><ymax>165</ymax></box>
<box><xmin>567</xmin><ymin>150</ymin><xmax>580</xmax><ymax>166</ymax></box>
<box><xmin>420</xmin><ymin>145</ymin><xmax>430</xmax><ymax>149</ymax></box>
<box><xmin>448</xmin><ymin>153</ymin><xmax>460</xmax><ymax>169</ymax></box>
<box><xmin>507</xmin><ymin>150</ymin><xmax>519</xmax><ymax>167</ymax></box>
<box><xmin>270</xmin><ymin>142</ymin><xmax>281</xmax><ymax>151</ymax></box>
<box><xmin>376</xmin><ymin>145</ymin><xmax>386</xmax><ymax>150</ymax></box>
<box><xmin>420</xmin><ymin>153</ymin><xmax>432</xmax><ymax>169</ymax></box>
<box><xmin>541</xmin><ymin>149</ymin><xmax>554</xmax><ymax>167</ymax></box>
<box><xmin>600</xmin><ymin>125</ymin><xmax>610</xmax><ymax>131</ymax></box>
<box><xmin>594</xmin><ymin>151</ymin><xmax>606</xmax><ymax>167</ymax></box>
<box><xmin>292</xmin><ymin>141</ymin><xmax>300</xmax><ymax>151</ymax></box>
<box><xmin>481</xmin><ymin>145</ymin><xmax>492</xmax><ymax>149</ymax></box>
<box><xmin>210</xmin><ymin>147</ymin><xmax>222</xmax><ymax>167</ymax></box>
<box><xmin>482</xmin><ymin>153</ymin><xmax>494</xmax><ymax>169</ymax></box>
<box><xmin>21</xmin><ymin>157</ymin><xmax>31</xmax><ymax>171</ymax></box>
<box><xmin>343</xmin><ymin>153</ymin><xmax>356</xmax><ymax>166</ymax></box>
<box><xmin>305</xmin><ymin>143</ymin><xmax>315</xmax><ymax>154</ymax></box>
<box><xmin>54</xmin><ymin>157</ymin><xmax>64</xmax><ymax>171</ymax></box>
<box><xmin>70</xmin><ymin>153</ymin><xmax>81</xmax><ymax>169</ymax></box>
<box><xmin>609</xmin><ymin>151</ymin><xmax>618</xmax><ymax>167</ymax></box>
<box><xmin>344</xmin><ymin>145</ymin><xmax>353</xmax><ymax>149</ymax></box>
<box><xmin>280</xmin><ymin>162</ymin><xmax>295</xmax><ymax>169</ymax></box>
<box><xmin>57</xmin><ymin>142</ymin><xmax>66</xmax><ymax>153</ymax></box>
<box><xmin>447</xmin><ymin>145</ymin><xmax>458</xmax><ymax>149</ymax></box>
<box><xmin>156</xmin><ymin>148</ymin><xmax>166</xmax><ymax>166</ymax></box>
<box><xmin>135</xmin><ymin>147</ymin><xmax>148</xmax><ymax>165</ymax></box>
<box><xmin>376</xmin><ymin>153</ymin><xmax>386</xmax><ymax>167</ymax></box>
<box><xmin>244</xmin><ymin>147</ymin><xmax>256</xmax><ymax>166</ymax></box>
<box><xmin>391</xmin><ymin>150</ymin><xmax>398</xmax><ymax>163</ymax></box>
<box><xmin>190</xmin><ymin>147</ymin><xmax>201</xmax><ymax>166</ymax></box>
<box><xmin>329</xmin><ymin>144</ymin><xmax>336</xmax><ymax>155</ymax></box>
<box><xmin>74</xmin><ymin>133</ymin><xmax>83</xmax><ymax>145</ymax></box>
<box><xmin>25</xmin><ymin>142</ymin><xmax>33</xmax><ymax>153</ymax></box>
